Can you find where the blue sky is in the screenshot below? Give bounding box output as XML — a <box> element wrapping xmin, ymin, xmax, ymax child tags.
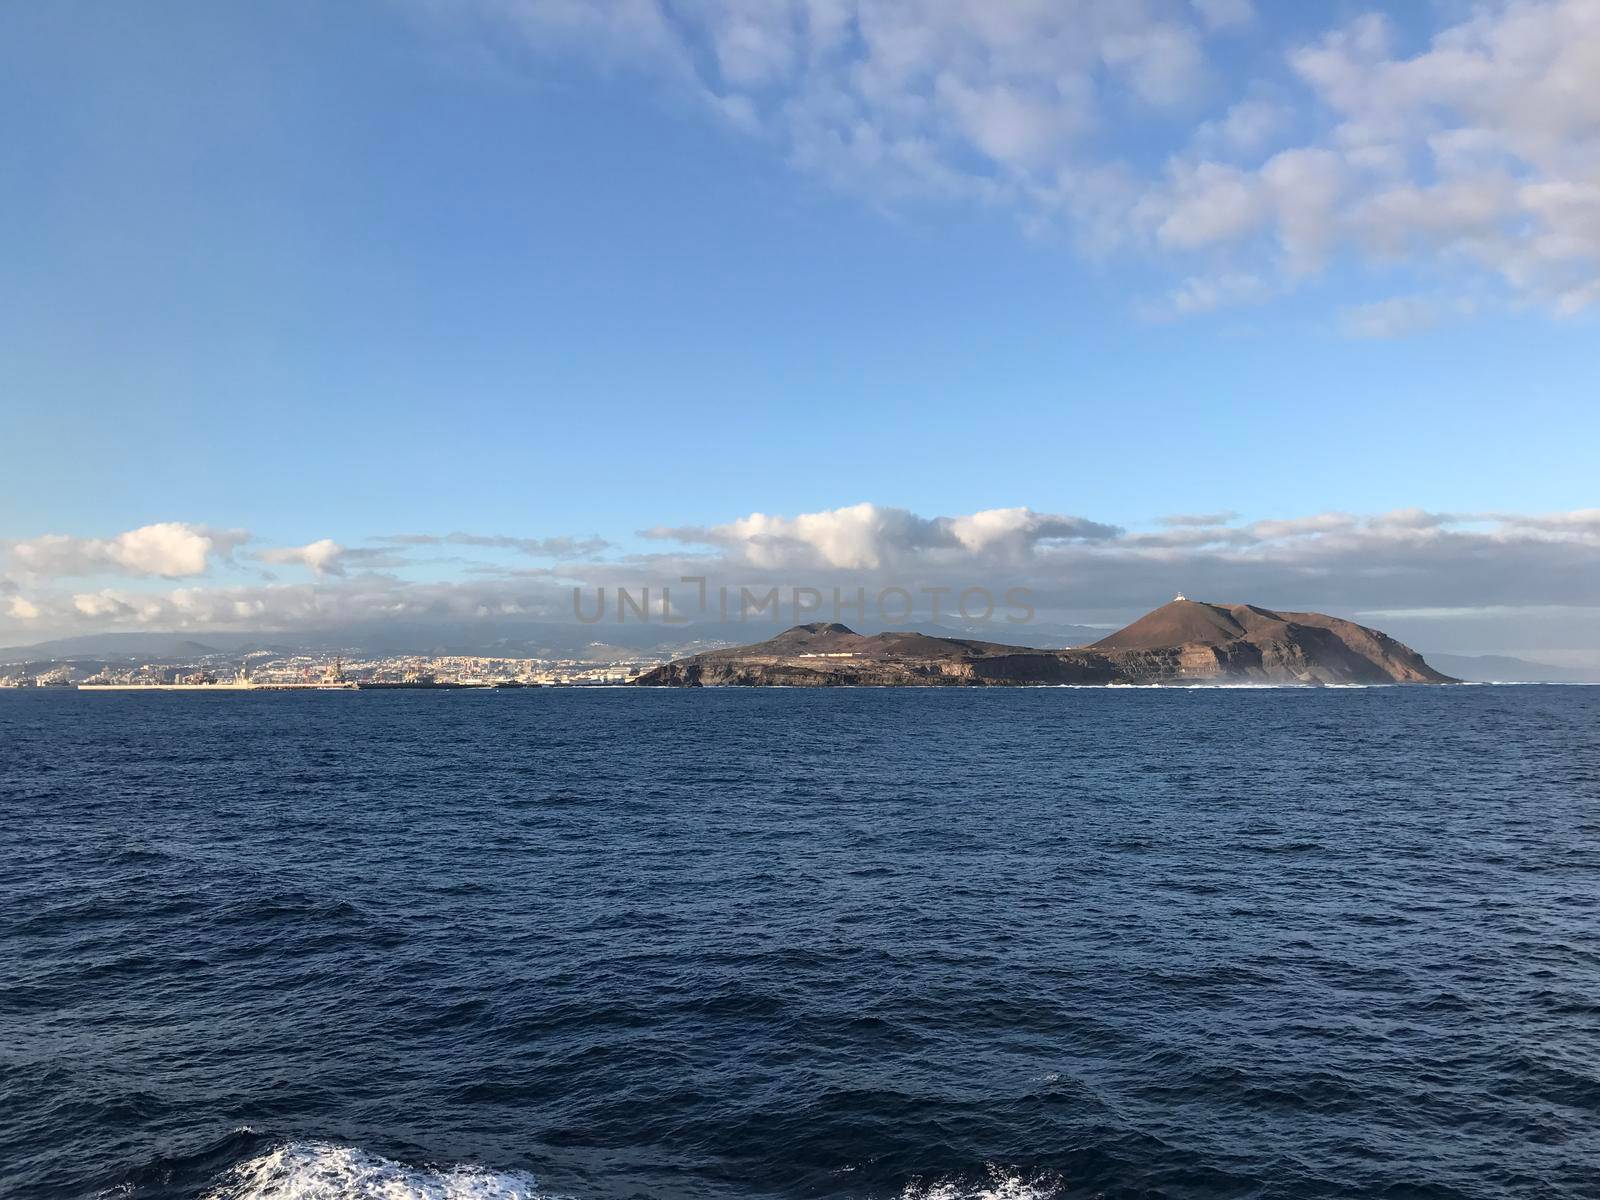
<box><xmin>2</xmin><ymin>0</ymin><xmax>1598</xmax><ymax>655</ymax></box>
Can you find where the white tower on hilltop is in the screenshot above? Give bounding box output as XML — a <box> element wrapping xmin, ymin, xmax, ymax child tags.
<box><xmin>1174</xmin><ymin>592</ymin><xmax>1187</xmax><ymax>601</ymax></box>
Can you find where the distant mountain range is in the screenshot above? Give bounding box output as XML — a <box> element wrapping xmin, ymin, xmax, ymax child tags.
<box><xmin>0</xmin><ymin>624</ymin><xmax>703</xmax><ymax>664</ymax></box>
<box><xmin>637</xmin><ymin>599</ymin><xmax>1459</xmax><ymax>686</ymax></box>
<box><xmin>0</xmin><ymin>633</ymin><xmax>250</xmax><ymax>661</ymax></box>
<box><xmin>1421</xmin><ymin>653</ymin><xmax>1600</xmax><ymax>684</ymax></box>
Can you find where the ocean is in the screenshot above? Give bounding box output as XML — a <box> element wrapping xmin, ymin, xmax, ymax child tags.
<box><xmin>2</xmin><ymin>686</ymin><xmax>1597</xmax><ymax>1200</ymax></box>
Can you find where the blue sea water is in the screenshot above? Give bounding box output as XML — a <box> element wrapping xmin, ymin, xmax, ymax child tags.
<box><xmin>2</xmin><ymin>686</ymin><xmax>1598</xmax><ymax>1200</ymax></box>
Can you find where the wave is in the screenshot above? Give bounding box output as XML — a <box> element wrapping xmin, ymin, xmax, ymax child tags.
<box><xmin>199</xmin><ymin>1143</ymin><xmax>1061</xmax><ymax>1200</ymax></box>
<box><xmin>900</xmin><ymin>1167</ymin><xmax>1061</xmax><ymax>1200</ymax></box>
<box><xmin>202</xmin><ymin>1143</ymin><xmax>549</xmax><ymax>1200</ymax></box>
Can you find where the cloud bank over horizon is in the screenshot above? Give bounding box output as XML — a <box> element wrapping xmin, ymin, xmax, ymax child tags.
<box><xmin>5</xmin><ymin>503</ymin><xmax>1599</xmax><ymax>660</ymax></box>
<box><xmin>440</xmin><ymin>0</ymin><xmax>1600</xmax><ymax>325</ymax></box>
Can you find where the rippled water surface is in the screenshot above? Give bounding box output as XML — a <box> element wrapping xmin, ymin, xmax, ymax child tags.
<box><xmin>3</xmin><ymin>687</ymin><xmax>1598</xmax><ymax>1200</ymax></box>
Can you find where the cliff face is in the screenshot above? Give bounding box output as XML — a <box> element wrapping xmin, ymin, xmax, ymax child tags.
<box><xmin>635</xmin><ymin>601</ymin><xmax>1459</xmax><ymax>687</ymax></box>
<box><xmin>1088</xmin><ymin>600</ymin><xmax>1455</xmax><ymax>685</ymax></box>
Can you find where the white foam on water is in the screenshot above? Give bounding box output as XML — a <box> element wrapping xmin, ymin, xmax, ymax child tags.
<box><xmin>209</xmin><ymin>1149</ymin><xmax>1058</xmax><ymax>1200</ymax></box>
<box><xmin>900</xmin><ymin>1166</ymin><xmax>1061</xmax><ymax>1200</ymax></box>
<box><xmin>204</xmin><ymin>1143</ymin><xmax>550</xmax><ymax>1200</ymax></box>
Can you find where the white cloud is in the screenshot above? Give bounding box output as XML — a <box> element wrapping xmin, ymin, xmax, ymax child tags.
<box><xmin>73</xmin><ymin>592</ymin><xmax>140</xmax><ymax>620</ymax></box>
<box><xmin>1489</xmin><ymin>508</ymin><xmax>1600</xmax><ymax>533</ymax></box>
<box><xmin>705</xmin><ymin>4</ymin><xmax>799</xmax><ymax>88</ymax></box>
<box><xmin>258</xmin><ymin>539</ymin><xmax>351</xmax><ymax>577</ymax></box>
<box><xmin>1190</xmin><ymin>0</ymin><xmax>1254</xmax><ymax>32</ymax></box>
<box><xmin>936</xmin><ymin>77</ymin><xmax>1078</xmax><ymax>168</ymax></box>
<box><xmin>1341</xmin><ymin>295</ymin><xmax>1444</xmax><ymax>339</ymax></box>
<box><xmin>1277</xmin><ymin>2</ymin><xmax>1600</xmax><ymax>311</ymax></box>
<box><xmin>443</xmin><ymin>0</ymin><xmax>1600</xmax><ymax>325</ymax></box>
<box><xmin>1194</xmin><ymin>96</ymin><xmax>1290</xmax><ymax>157</ymax></box>
<box><xmin>1150</xmin><ymin>160</ymin><xmax>1268</xmax><ymax>249</ymax></box>
<box><xmin>1245</xmin><ymin>512</ymin><xmax>1356</xmax><ymax>539</ymax></box>
<box><xmin>459</xmin><ymin>0</ymin><xmax>1215</xmax><ymax>199</ymax></box>
<box><xmin>642</xmin><ymin>502</ymin><xmax>1119</xmax><ymax>568</ymax></box>
<box><xmin>7</xmin><ymin>596</ymin><xmax>40</xmax><ymax>621</ymax></box>
<box><xmin>1149</xmin><ymin>270</ymin><xmax>1270</xmax><ymax>318</ymax></box>
<box><xmin>380</xmin><ymin>532</ymin><xmax>612</xmax><ymax>557</ymax></box>
<box><xmin>1258</xmin><ymin>147</ymin><xmax>1345</xmax><ymax>274</ymax></box>
<box><xmin>6</xmin><ymin>522</ymin><xmax>248</xmax><ymax>579</ymax></box>
<box><xmin>1160</xmin><ymin>510</ymin><xmax>1239</xmax><ymax>527</ymax></box>
<box><xmin>18</xmin><ymin>575</ymin><xmax>575</xmax><ymax>638</ymax></box>
<box><xmin>1340</xmin><ymin>291</ymin><xmax>1484</xmax><ymax>338</ymax></box>
<box><xmin>1099</xmin><ymin>22</ymin><xmax>1209</xmax><ymax>108</ymax></box>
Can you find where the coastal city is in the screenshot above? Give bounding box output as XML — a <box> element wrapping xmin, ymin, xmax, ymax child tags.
<box><xmin>0</xmin><ymin>650</ymin><xmax>677</xmax><ymax>689</ymax></box>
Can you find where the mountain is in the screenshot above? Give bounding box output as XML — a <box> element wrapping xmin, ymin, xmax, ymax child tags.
<box><xmin>1088</xmin><ymin>599</ymin><xmax>1454</xmax><ymax>685</ymax></box>
<box><xmin>1423</xmin><ymin>653</ymin><xmax>1600</xmax><ymax>684</ymax></box>
<box><xmin>635</xmin><ymin>599</ymin><xmax>1459</xmax><ymax>687</ymax></box>
<box><xmin>0</xmin><ymin>632</ymin><xmax>232</xmax><ymax>663</ymax></box>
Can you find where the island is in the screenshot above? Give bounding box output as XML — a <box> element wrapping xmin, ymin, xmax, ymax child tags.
<box><xmin>633</xmin><ymin>597</ymin><xmax>1459</xmax><ymax>687</ymax></box>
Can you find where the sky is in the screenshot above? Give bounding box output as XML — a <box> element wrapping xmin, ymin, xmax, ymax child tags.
<box><xmin>2</xmin><ymin>0</ymin><xmax>1598</xmax><ymax>661</ymax></box>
